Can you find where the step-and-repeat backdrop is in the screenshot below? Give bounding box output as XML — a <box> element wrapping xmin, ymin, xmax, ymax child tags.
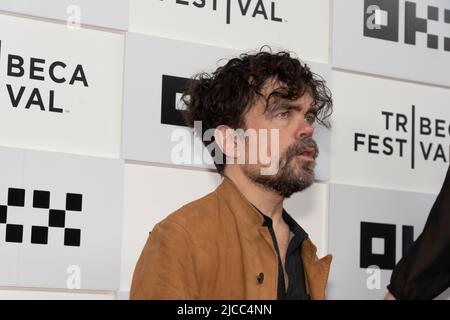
<box><xmin>0</xmin><ymin>0</ymin><xmax>449</xmax><ymax>299</ymax></box>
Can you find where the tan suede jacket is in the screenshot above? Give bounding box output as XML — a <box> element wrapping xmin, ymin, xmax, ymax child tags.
<box><xmin>130</xmin><ymin>176</ymin><xmax>332</xmax><ymax>300</ymax></box>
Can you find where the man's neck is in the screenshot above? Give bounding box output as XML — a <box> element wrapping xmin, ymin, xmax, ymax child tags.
<box><xmin>224</xmin><ymin>165</ymin><xmax>284</xmax><ymax>223</ymax></box>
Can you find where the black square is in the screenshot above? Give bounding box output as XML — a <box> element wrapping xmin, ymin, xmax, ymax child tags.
<box><xmin>6</xmin><ymin>224</ymin><xmax>23</xmax><ymax>243</ymax></box>
<box><xmin>405</xmin><ymin>1</ymin><xmax>428</xmax><ymax>45</ymax></box>
<box><xmin>31</xmin><ymin>226</ymin><xmax>48</xmax><ymax>245</ymax></box>
<box><xmin>427</xmin><ymin>34</ymin><xmax>438</xmax><ymax>49</ymax></box>
<box><xmin>445</xmin><ymin>37</ymin><xmax>450</xmax><ymax>52</ymax></box>
<box><xmin>427</xmin><ymin>6</ymin><xmax>438</xmax><ymax>21</ymax></box>
<box><xmin>8</xmin><ymin>188</ymin><xmax>25</xmax><ymax>207</ymax></box>
<box><xmin>402</xmin><ymin>225</ymin><xmax>414</xmax><ymax>257</ymax></box>
<box><xmin>49</xmin><ymin>209</ymin><xmax>66</xmax><ymax>228</ymax></box>
<box><xmin>445</xmin><ymin>9</ymin><xmax>450</xmax><ymax>23</ymax></box>
<box><xmin>64</xmin><ymin>228</ymin><xmax>81</xmax><ymax>247</ymax></box>
<box><xmin>33</xmin><ymin>190</ymin><xmax>50</xmax><ymax>209</ymax></box>
<box><xmin>160</xmin><ymin>74</ymin><xmax>191</xmax><ymax>127</ymax></box>
<box><xmin>363</xmin><ymin>0</ymin><xmax>400</xmax><ymax>42</ymax></box>
<box><xmin>0</xmin><ymin>205</ymin><xmax>6</xmax><ymax>224</ymax></box>
<box><xmin>66</xmin><ymin>193</ymin><xmax>82</xmax><ymax>211</ymax></box>
<box><xmin>360</xmin><ymin>221</ymin><xmax>396</xmax><ymax>270</ymax></box>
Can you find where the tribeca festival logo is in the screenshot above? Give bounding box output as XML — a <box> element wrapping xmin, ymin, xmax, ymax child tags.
<box><xmin>162</xmin><ymin>74</ymin><xmax>282</xmax><ymax>175</ymax></box>
<box><xmin>0</xmin><ymin>40</ymin><xmax>89</xmax><ymax>113</ymax></box>
<box><xmin>361</xmin><ymin>221</ymin><xmax>415</xmax><ymax>290</ymax></box>
<box><xmin>360</xmin><ymin>221</ymin><xmax>414</xmax><ymax>271</ymax></box>
<box><xmin>354</xmin><ymin>105</ymin><xmax>450</xmax><ymax>169</ymax></box>
<box><xmin>160</xmin><ymin>0</ymin><xmax>283</xmax><ymax>25</ymax></box>
<box><xmin>364</xmin><ymin>0</ymin><xmax>450</xmax><ymax>51</ymax></box>
<box><xmin>0</xmin><ymin>188</ymin><xmax>83</xmax><ymax>247</ymax></box>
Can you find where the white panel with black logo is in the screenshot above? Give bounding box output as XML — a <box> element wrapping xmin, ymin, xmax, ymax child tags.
<box><xmin>327</xmin><ymin>183</ymin><xmax>441</xmax><ymax>299</ymax></box>
<box><xmin>129</xmin><ymin>0</ymin><xmax>330</xmax><ymax>63</ymax></box>
<box><xmin>331</xmin><ymin>70</ymin><xmax>450</xmax><ymax>193</ymax></box>
<box><xmin>333</xmin><ymin>0</ymin><xmax>450</xmax><ymax>87</ymax></box>
<box><xmin>0</xmin><ymin>146</ymin><xmax>123</xmax><ymax>290</ymax></box>
<box><xmin>122</xmin><ymin>33</ymin><xmax>332</xmax><ymax>181</ymax></box>
<box><xmin>0</xmin><ymin>13</ymin><xmax>124</xmax><ymax>158</ymax></box>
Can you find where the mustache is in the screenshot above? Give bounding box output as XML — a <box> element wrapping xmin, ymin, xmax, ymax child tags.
<box><xmin>283</xmin><ymin>138</ymin><xmax>319</xmax><ymax>163</ymax></box>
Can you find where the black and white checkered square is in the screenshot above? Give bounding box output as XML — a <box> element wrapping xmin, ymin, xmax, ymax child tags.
<box><xmin>1</xmin><ymin>188</ymin><xmax>83</xmax><ymax>247</ymax></box>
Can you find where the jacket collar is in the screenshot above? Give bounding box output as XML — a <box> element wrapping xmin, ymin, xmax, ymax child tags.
<box><xmin>215</xmin><ymin>175</ymin><xmax>266</xmax><ymax>228</ymax></box>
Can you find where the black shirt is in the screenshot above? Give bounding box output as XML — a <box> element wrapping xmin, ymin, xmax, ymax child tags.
<box><xmin>255</xmin><ymin>207</ymin><xmax>310</xmax><ymax>300</ymax></box>
<box><xmin>388</xmin><ymin>166</ymin><xmax>450</xmax><ymax>299</ymax></box>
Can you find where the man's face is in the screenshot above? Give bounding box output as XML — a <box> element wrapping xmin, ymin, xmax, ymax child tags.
<box><xmin>239</xmin><ymin>79</ymin><xmax>318</xmax><ymax>198</ymax></box>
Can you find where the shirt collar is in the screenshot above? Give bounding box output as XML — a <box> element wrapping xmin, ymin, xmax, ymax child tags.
<box><xmin>253</xmin><ymin>205</ymin><xmax>308</xmax><ymax>240</ymax></box>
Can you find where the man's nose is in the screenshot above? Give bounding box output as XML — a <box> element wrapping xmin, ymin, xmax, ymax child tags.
<box><xmin>295</xmin><ymin>120</ymin><xmax>314</xmax><ymax>140</ymax></box>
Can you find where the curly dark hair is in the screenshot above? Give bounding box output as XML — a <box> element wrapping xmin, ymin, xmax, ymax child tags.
<box><xmin>181</xmin><ymin>47</ymin><xmax>333</xmax><ymax>174</ymax></box>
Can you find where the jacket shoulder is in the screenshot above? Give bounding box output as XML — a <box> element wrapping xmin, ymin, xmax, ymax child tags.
<box><xmin>162</xmin><ymin>187</ymin><xmax>222</xmax><ymax>231</ymax></box>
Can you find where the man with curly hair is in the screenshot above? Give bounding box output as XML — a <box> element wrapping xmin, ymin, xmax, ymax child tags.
<box><xmin>131</xmin><ymin>48</ymin><xmax>333</xmax><ymax>300</ymax></box>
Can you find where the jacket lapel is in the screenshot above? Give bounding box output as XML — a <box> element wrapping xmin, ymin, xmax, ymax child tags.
<box><xmin>301</xmin><ymin>238</ymin><xmax>332</xmax><ymax>300</ymax></box>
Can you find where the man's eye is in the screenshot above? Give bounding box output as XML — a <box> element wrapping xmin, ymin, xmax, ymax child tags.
<box><xmin>277</xmin><ymin>111</ymin><xmax>290</xmax><ymax>119</ymax></box>
<box><xmin>305</xmin><ymin>114</ymin><xmax>316</xmax><ymax>124</ymax></box>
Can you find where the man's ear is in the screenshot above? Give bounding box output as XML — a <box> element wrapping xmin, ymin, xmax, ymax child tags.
<box><xmin>214</xmin><ymin>125</ymin><xmax>240</xmax><ymax>161</ymax></box>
